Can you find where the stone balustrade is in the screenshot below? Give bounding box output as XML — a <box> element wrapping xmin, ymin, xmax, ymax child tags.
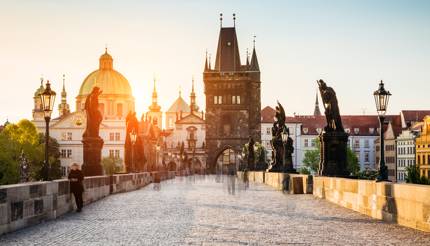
<box><xmin>238</xmin><ymin>171</ymin><xmax>312</xmax><ymax>194</ymax></box>
<box><xmin>0</xmin><ymin>171</ymin><xmax>177</xmax><ymax>235</ymax></box>
<box><xmin>313</xmin><ymin>176</ymin><xmax>430</xmax><ymax>232</ymax></box>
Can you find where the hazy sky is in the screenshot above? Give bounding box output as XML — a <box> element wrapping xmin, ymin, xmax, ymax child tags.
<box><xmin>1</xmin><ymin>0</ymin><xmax>430</xmax><ymax>123</ymax></box>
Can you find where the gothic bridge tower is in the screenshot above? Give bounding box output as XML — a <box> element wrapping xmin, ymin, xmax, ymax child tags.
<box><xmin>204</xmin><ymin>15</ymin><xmax>261</xmax><ymax>171</ymax></box>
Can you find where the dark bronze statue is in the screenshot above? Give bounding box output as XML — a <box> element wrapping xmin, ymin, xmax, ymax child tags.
<box><xmin>317</xmin><ymin>79</ymin><xmax>349</xmax><ymax>177</ymax></box>
<box><xmin>317</xmin><ymin>79</ymin><xmax>344</xmax><ymax>132</ymax></box>
<box><xmin>247</xmin><ymin>136</ymin><xmax>255</xmax><ymax>170</ymax></box>
<box><xmin>82</xmin><ymin>86</ymin><xmax>104</xmax><ymax>176</ymax></box>
<box><xmin>83</xmin><ymin>87</ymin><xmax>103</xmax><ymax>138</ymax></box>
<box><xmin>269</xmin><ymin>101</ymin><xmax>294</xmax><ymax>173</ymax></box>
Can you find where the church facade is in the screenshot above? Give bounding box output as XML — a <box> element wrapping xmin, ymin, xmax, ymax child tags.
<box><xmin>32</xmin><ymin>49</ymin><xmax>134</xmax><ymax>176</ymax></box>
<box><xmin>203</xmin><ymin>22</ymin><xmax>261</xmax><ymax>171</ymax></box>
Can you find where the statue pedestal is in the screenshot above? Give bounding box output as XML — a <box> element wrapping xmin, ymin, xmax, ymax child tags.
<box><xmin>318</xmin><ymin>131</ymin><xmax>349</xmax><ymax>177</ymax></box>
<box><xmin>82</xmin><ymin>137</ymin><xmax>104</xmax><ymax>176</ymax></box>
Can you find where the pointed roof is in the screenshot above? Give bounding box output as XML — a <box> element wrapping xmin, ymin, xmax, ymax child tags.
<box><xmin>250</xmin><ymin>47</ymin><xmax>259</xmax><ymax>71</ymax></box>
<box><xmin>167</xmin><ymin>93</ymin><xmax>190</xmax><ymax>113</ymax></box>
<box><xmin>313</xmin><ymin>91</ymin><xmax>321</xmax><ymax>116</ymax></box>
<box><xmin>214</xmin><ymin>27</ymin><xmax>241</xmax><ymax>71</ymax></box>
<box><xmin>204</xmin><ymin>51</ymin><xmax>209</xmax><ymax>71</ymax></box>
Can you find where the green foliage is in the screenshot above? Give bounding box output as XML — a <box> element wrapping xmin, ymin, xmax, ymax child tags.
<box><xmin>357</xmin><ymin>169</ymin><xmax>378</xmax><ymax>180</ymax></box>
<box><xmin>298</xmin><ymin>166</ymin><xmax>311</xmax><ymax>175</ymax></box>
<box><xmin>0</xmin><ymin>119</ymin><xmax>61</xmax><ymax>184</ymax></box>
<box><xmin>242</xmin><ymin>141</ymin><xmax>267</xmax><ymax>167</ymax></box>
<box><xmin>346</xmin><ymin>147</ymin><xmax>360</xmax><ymax>176</ymax></box>
<box><xmin>102</xmin><ymin>156</ymin><xmax>123</xmax><ymax>175</ymax></box>
<box><xmin>406</xmin><ymin>165</ymin><xmax>430</xmax><ymax>185</ymax></box>
<box><xmin>302</xmin><ymin>140</ymin><xmax>320</xmax><ymax>174</ymax></box>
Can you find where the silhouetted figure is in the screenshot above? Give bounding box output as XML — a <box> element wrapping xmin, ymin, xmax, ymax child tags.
<box><xmin>317</xmin><ymin>79</ymin><xmax>344</xmax><ymax>132</ymax></box>
<box><xmin>68</xmin><ymin>163</ymin><xmax>84</xmax><ymax>212</ymax></box>
<box><xmin>227</xmin><ymin>164</ymin><xmax>236</xmax><ymax>195</ymax></box>
<box><xmin>83</xmin><ymin>87</ymin><xmax>103</xmax><ymax>138</ymax></box>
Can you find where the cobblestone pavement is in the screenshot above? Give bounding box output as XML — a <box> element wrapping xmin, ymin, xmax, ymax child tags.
<box><xmin>1</xmin><ymin>175</ymin><xmax>430</xmax><ymax>245</ymax></box>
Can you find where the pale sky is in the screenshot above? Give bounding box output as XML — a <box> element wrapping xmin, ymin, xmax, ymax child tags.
<box><xmin>1</xmin><ymin>0</ymin><xmax>430</xmax><ymax>124</ymax></box>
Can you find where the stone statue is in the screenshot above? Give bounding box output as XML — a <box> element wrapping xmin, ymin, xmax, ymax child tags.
<box><xmin>82</xmin><ymin>86</ymin><xmax>104</xmax><ymax>176</ymax></box>
<box><xmin>317</xmin><ymin>80</ymin><xmax>344</xmax><ymax>132</ymax></box>
<box><xmin>317</xmin><ymin>79</ymin><xmax>349</xmax><ymax>177</ymax></box>
<box><xmin>247</xmin><ymin>136</ymin><xmax>255</xmax><ymax>170</ymax></box>
<box><xmin>83</xmin><ymin>87</ymin><xmax>103</xmax><ymax>138</ymax></box>
<box><xmin>283</xmin><ymin>127</ymin><xmax>295</xmax><ymax>172</ymax></box>
<box><xmin>269</xmin><ymin>101</ymin><xmax>294</xmax><ymax>172</ymax></box>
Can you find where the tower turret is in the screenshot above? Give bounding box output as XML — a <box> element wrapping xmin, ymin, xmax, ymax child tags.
<box><xmin>58</xmin><ymin>74</ymin><xmax>71</xmax><ymax>117</ymax></box>
<box><xmin>313</xmin><ymin>90</ymin><xmax>321</xmax><ymax>116</ymax></box>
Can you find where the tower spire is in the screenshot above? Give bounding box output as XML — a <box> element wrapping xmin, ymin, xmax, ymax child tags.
<box><xmin>204</xmin><ymin>50</ymin><xmax>209</xmax><ymax>71</ymax></box>
<box><xmin>313</xmin><ymin>90</ymin><xmax>321</xmax><ymax>116</ymax></box>
<box><xmin>58</xmin><ymin>74</ymin><xmax>70</xmax><ymax>117</ymax></box>
<box><xmin>219</xmin><ymin>13</ymin><xmax>223</xmax><ymax>28</ymax></box>
<box><xmin>246</xmin><ymin>48</ymin><xmax>250</xmax><ymax>67</ymax></box>
<box><xmin>190</xmin><ymin>76</ymin><xmax>198</xmax><ymax>113</ymax></box>
<box><xmin>233</xmin><ymin>13</ymin><xmax>236</xmax><ymax>27</ymax></box>
<box><xmin>250</xmin><ymin>35</ymin><xmax>259</xmax><ymax>71</ymax></box>
<box><xmin>149</xmin><ymin>76</ymin><xmax>161</xmax><ymax>112</ymax></box>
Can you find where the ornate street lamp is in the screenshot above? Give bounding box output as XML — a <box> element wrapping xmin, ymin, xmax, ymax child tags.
<box><xmin>40</xmin><ymin>80</ymin><xmax>56</xmax><ymax>181</ymax></box>
<box><xmin>373</xmin><ymin>80</ymin><xmax>391</xmax><ymax>182</ymax></box>
<box><xmin>130</xmin><ymin>130</ymin><xmax>137</xmax><ymax>173</ymax></box>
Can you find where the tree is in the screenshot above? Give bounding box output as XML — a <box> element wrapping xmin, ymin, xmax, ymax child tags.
<box><xmin>346</xmin><ymin>147</ymin><xmax>360</xmax><ymax>176</ymax></box>
<box><xmin>102</xmin><ymin>156</ymin><xmax>123</xmax><ymax>175</ymax></box>
<box><xmin>406</xmin><ymin>164</ymin><xmax>430</xmax><ymax>185</ymax></box>
<box><xmin>302</xmin><ymin>140</ymin><xmax>320</xmax><ymax>174</ymax></box>
<box><xmin>0</xmin><ymin>119</ymin><xmax>61</xmax><ymax>184</ymax></box>
<box><xmin>242</xmin><ymin>141</ymin><xmax>268</xmax><ymax>169</ymax></box>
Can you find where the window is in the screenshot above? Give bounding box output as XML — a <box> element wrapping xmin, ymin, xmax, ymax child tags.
<box><xmin>61</xmin><ymin>132</ymin><xmax>72</xmax><ymax>141</ymax></box>
<box><xmin>109</xmin><ymin>133</ymin><xmax>115</xmax><ymax>141</ymax></box>
<box><xmin>364</xmin><ymin>152</ymin><xmax>370</xmax><ymax>163</ymax></box>
<box><xmin>60</xmin><ymin>149</ymin><xmax>67</xmax><ymax>158</ymax></box>
<box><xmin>369</xmin><ymin>128</ymin><xmax>375</xmax><ymax>134</ymax></box>
<box><xmin>266</xmin><ymin>127</ymin><xmax>271</xmax><ymax>135</ymax></box>
<box><xmin>232</xmin><ymin>95</ymin><xmax>241</xmax><ymax>104</ymax></box>
<box><xmin>311</xmin><ymin>139</ymin><xmax>316</xmax><ymax>147</ymax></box>
<box><xmin>304</xmin><ymin>139</ymin><xmax>309</xmax><ymax>147</ymax></box>
<box><xmin>214</xmin><ymin>96</ymin><xmax>223</xmax><ymax>105</ymax></box>
<box><xmin>115</xmin><ymin>132</ymin><xmax>120</xmax><ymax>141</ymax></box>
<box><xmin>354</xmin><ymin>139</ymin><xmax>360</xmax><ymax>149</ymax></box>
<box><xmin>364</xmin><ymin>139</ymin><xmax>369</xmax><ymax>148</ymax></box>
<box><xmin>67</xmin><ymin>149</ymin><xmax>72</xmax><ymax>158</ymax></box>
<box><xmin>354</xmin><ymin>128</ymin><xmax>359</xmax><ymax>134</ymax></box>
<box><xmin>345</xmin><ymin>128</ymin><xmax>351</xmax><ymax>133</ymax></box>
<box><xmin>115</xmin><ymin>150</ymin><xmax>120</xmax><ymax>158</ymax></box>
<box><xmin>109</xmin><ymin>150</ymin><xmax>115</xmax><ymax>158</ymax></box>
<box><xmin>303</xmin><ymin>128</ymin><xmax>308</xmax><ymax>134</ymax></box>
<box><xmin>168</xmin><ymin>118</ymin><xmax>174</xmax><ymax>128</ymax></box>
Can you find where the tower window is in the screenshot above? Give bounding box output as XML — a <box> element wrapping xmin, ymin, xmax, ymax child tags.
<box><xmin>214</xmin><ymin>96</ymin><xmax>223</xmax><ymax>105</ymax></box>
<box><xmin>232</xmin><ymin>95</ymin><xmax>241</xmax><ymax>104</ymax></box>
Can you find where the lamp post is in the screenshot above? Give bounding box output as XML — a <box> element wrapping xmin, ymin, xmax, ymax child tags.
<box><xmin>130</xmin><ymin>130</ymin><xmax>137</xmax><ymax>173</ymax></box>
<box><xmin>40</xmin><ymin>80</ymin><xmax>56</xmax><ymax>181</ymax></box>
<box><xmin>374</xmin><ymin>80</ymin><xmax>391</xmax><ymax>182</ymax></box>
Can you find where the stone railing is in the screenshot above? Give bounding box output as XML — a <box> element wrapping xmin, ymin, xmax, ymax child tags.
<box><xmin>0</xmin><ymin>171</ymin><xmax>177</xmax><ymax>235</ymax></box>
<box><xmin>313</xmin><ymin>176</ymin><xmax>430</xmax><ymax>232</ymax></box>
<box><xmin>238</xmin><ymin>171</ymin><xmax>312</xmax><ymax>194</ymax></box>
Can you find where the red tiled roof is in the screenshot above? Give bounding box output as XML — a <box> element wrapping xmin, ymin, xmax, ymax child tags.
<box><xmin>261</xmin><ymin>106</ymin><xmax>276</xmax><ymax>123</ymax></box>
<box><xmin>285</xmin><ymin>115</ymin><xmax>385</xmax><ymax>136</ymax></box>
<box><xmin>401</xmin><ymin>110</ymin><xmax>430</xmax><ymax>126</ymax></box>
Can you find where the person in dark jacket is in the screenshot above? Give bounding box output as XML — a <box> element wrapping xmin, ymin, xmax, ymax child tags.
<box><xmin>68</xmin><ymin>163</ymin><xmax>84</xmax><ymax>212</ymax></box>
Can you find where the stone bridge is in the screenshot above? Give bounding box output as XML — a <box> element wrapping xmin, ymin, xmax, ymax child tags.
<box><xmin>1</xmin><ymin>175</ymin><xmax>429</xmax><ymax>245</ymax></box>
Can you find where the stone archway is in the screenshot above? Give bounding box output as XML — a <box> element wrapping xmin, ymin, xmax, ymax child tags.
<box><xmin>213</xmin><ymin>146</ymin><xmax>239</xmax><ymax>175</ymax></box>
<box><xmin>167</xmin><ymin>161</ymin><xmax>177</xmax><ymax>171</ymax></box>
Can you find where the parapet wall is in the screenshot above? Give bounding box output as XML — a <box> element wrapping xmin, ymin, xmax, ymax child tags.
<box><xmin>0</xmin><ymin>171</ymin><xmax>176</xmax><ymax>235</ymax></box>
<box><xmin>313</xmin><ymin>176</ymin><xmax>430</xmax><ymax>232</ymax></box>
<box><xmin>238</xmin><ymin>171</ymin><xmax>312</xmax><ymax>194</ymax></box>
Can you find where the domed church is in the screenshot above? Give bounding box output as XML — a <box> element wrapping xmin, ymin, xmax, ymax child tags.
<box><xmin>32</xmin><ymin>49</ymin><xmax>135</xmax><ymax>175</ymax></box>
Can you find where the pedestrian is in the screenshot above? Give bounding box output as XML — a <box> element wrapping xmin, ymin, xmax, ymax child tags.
<box><xmin>68</xmin><ymin>163</ymin><xmax>84</xmax><ymax>212</ymax></box>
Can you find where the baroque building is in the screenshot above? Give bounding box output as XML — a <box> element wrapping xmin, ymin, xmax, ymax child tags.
<box><xmin>416</xmin><ymin>116</ymin><xmax>430</xmax><ymax>178</ymax></box>
<box><xmin>32</xmin><ymin>49</ymin><xmax>134</xmax><ymax>175</ymax></box>
<box><xmin>204</xmin><ymin>20</ymin><xmax>261</xmax><ymax>171</ymax></box>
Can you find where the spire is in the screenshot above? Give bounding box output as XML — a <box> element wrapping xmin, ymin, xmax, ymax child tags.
<box><xmin>246</xmin><ymin>48</ymin><xmax>250</xmax><ymax>67</ymax></box>
<box><xmin>149</xmin><ymin>76</ymin><xmax>161</xmax><ymax>112</ymax></box>
<box><xmin>204</xmin><ymin>50</ymin><xmax>209</xmax><ymax>71</ymax></box>
<box><xmin>190</xmin><ymin>76</ymin><xmax>198</xmax><ymax>113</ymax></box>
<box><xmin>250</xmin><ymin>35</ymin><xmax>259</xmax><ymax>71</ymax></box>
<box><xmin>208</xmin><ymin>53</ymin><xmax>212</xmax><ymax>70</ymax></box>
<box><xmin>179</xmin><ymin>85</ymin><xmax>182</xmax><ymax>98</ymax></box>
<box><xmin>233</xmin><ymin>13</ymin><xmax>236</xmax><ymax>27</ymax></box>
<box><xmin>219</xmin><ymin>13</ymin><xmax>223</xmax><ymax>27</ymax></box>
<box><xmin>214</xmin><ymin>16</ymin><xmax>241</xmax><ymax>71</ymax></box>
<box><xmin>58</xmin><ymin>74</ymin><xmax>70</xmax><ymax>117</ymax></box>
<box><xmin>313</xmin><ymin>90</ymin><xmax>321</xmax><ymax>116</ymax></box>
